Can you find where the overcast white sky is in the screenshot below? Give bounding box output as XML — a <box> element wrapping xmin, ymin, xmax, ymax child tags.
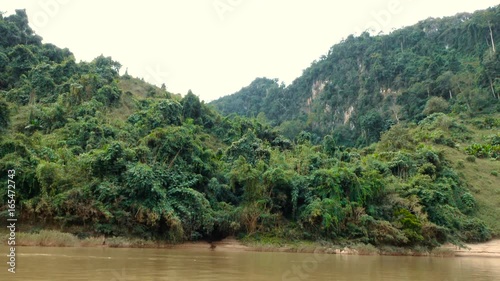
<box><xmin>1</xmin><ymin>0</ymin><xmax>498</xmax><ymax>101</ymax></box>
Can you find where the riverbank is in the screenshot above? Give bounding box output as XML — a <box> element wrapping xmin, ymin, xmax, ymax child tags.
<box><xmin>185</xmin><ymin>237</ymin><xmax>500</xmax><ymax>258</ymax></box>
<box><xmin>4</xmin><ymin>230</ymin><xmax>500</xmax><ymax>257</ymax></box>
<box><xmin>441</xmin><ymin>239</ymin><xmax>500</xmax><ymax>258</ymax></box>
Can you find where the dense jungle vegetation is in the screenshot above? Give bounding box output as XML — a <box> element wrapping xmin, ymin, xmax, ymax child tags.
<box><xmin>211</xmin><ymin>6</ymin><xmax>500</xmax><ymax>146</ymax></box>
<box><xmin>0</xmin><ymin>7</ymin><xmax>499</xmax><ymax>249</ymax></box>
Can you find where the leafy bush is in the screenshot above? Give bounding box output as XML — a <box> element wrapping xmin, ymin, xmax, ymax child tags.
<box><xmin>465</xmin><ymin>143</ymin><xmax>500</xmax><ymax>159</ymax></box>
<box><xmin>465</xmin><ymin>155</ymin><xmax>476</xmax><ymax>163</ymax></box>
<box><xmin>423</xmin><ymin>97</ymin><xmax>449</xmax><ymax>115</ymax></box>
<box><xmin>0</xmin><ymin>98</ymin><xmax>9</xmax><ymax>129</ymax></box>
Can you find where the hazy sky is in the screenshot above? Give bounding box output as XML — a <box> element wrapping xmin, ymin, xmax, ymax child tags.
<box><xmin>1</xmin><ymin>0</ymin><xmax>498</xmax><ymax>101</ymax></box>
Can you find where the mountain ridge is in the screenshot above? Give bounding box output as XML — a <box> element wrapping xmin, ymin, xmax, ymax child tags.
<box><xmin>210</xmin><ymin>5</ymin><xmax>499</xmax><ymax>146</ymax></box>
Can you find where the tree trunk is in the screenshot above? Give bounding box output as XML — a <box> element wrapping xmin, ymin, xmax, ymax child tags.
<box><xmin>168</xmin><ymin>149</ymin><xmax>182</xmax><ymax>168</ymax></box>
<box><xmin>489</xmin><ymin>79</ymin><xmax>497</xmax><ymax>100</ymax></box>
<box><xmin>393</xmin><ymin>109</ymin><xmax>400</xmax><ymax>123</ymax></box>
<box><xmin>489</xmin><ymin>22</ymin><xmax>496</xmax><ymax>53</ymax></box>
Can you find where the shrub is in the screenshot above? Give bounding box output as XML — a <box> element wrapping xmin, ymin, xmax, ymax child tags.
<box><xmin>16</xmin><ymin>230</ymin><xmax>79</xmax><ymax>247</ymax></box>
<box><xmin>465</xmin><ymin>155</ymin><xmax>476</xmax><ymax>163</ymax></box>
<box><xmin>460</xmin><ymin>192</ymin><xmax>476</xmax><ymax>214</ymax></box>
<box><xmin>431</xmin><ymin>247</ymin><xmax>455</xmax><ymax>257</ymax></box>
<box><xmin>460</xmin><ymin>218</ymin><xmax>491</xmax><ymax>242</ymax></box>
<box><xmin>423</xmin><ymin>97</ymin><xmax>449</xmax><ymax>116</ymax></box>
<box><xmin>465</xmin><ymin>142</ymin><xmax>500</xmax><ymax>159</ymax></box>
<box><xmin>352</xmin><ymin>243</ymin><xmax>379</xmax><ymax>255</ymax></box>
<box><xmin>0</xmin><ymin>99</ymin><xmax>9</xmax><ymax>129</ymax></box>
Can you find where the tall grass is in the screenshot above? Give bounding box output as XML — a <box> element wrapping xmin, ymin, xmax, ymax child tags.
<box><xmin>352</xmin><ymin>243</ymin><xmax>379</xmax><ymax>255</ymax></box>
<box><xmin>6</xmin><ymin>230</ymin><xmax>158</xmax><ymax>248</ymax></box>
<box><xmin>431</xmin><ymin>247</ymin><xmax>456</xmax><ymax>257</ymax></box>
<box><xmin>106</xmin><ymin>237</ymin><xmax>157</xmax><ymax>248</ymax></box>
<box><xmin>16</xmin><ymin>230</ymin><xmax>79</xmax><ymax>247</ymax></box>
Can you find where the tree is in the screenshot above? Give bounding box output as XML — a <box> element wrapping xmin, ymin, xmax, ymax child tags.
<box><xmin>2</xmin><ymin>9</ymin><xmax>41</xmax><ymax>47</ymax></box>
<box><xmin>8</xmin><ymin>45</ymin><xmax>38</xmax><ymax>78</ymax></box>
<box><xmin>422</xmin><ymin>97</ymin><xmax>449</xmax><ymax>115</ymax></box>
<box><xmin>434</xmin><ymin>71</ymin><xmax>455</xmax><ymax>99</ymax></box>
<box><xmin>322</xmin><ymin>135</ymin><xmax>337</xmax><ymax>156</ymax></box>
<box><xmin>226</xmin><ymin>130</ymin><xmax>270</xmax><ymax>165</ymax></box>
<box><xmin>181</xmin><ymin>90</ymin><xmax>201</xmax><ymax>121</ymax></box>
<box><xmin>0</xmin><ymin>51</ymin><xmax>8</xmax><ymax>72</ymax></box>
<box><xmin>360</xmin><ymin>110</ymin><xmax>384</xmax><ymax>145</ymax></box>
<box><xmin>481</xmin><ymin>50</ymin><xmax>500</xmax><ymax>100</ymax></box>
<box><xmin>0</xmin><ymin>99</ymin><xmax>10</xmax><ymax>129</ymax></box>
<box><xmin>96</xmin><ymin>84</ymin><xmax>122</xmax><ymax>106</ymax></box>
<box><xmin>41</xmin><ymin>43</ymin><xmax>73</xmax><ymax>64</ymax></box>
<box><xmin>229</xmin><ymin>157</ymin><xmax>271</xmax><ymax>234</ymax></box>
<box><xmin>481</xmin><ymin>8</ymin><xmax>498</xmax><ymax>53</ymax></box>
<box><xmin>30</xmin><ymin>64</ymin><xmax>57</xmax><ymax>103</ymax></box>
<box><xmin>92</xmin><ymin>55</ymin><xmax>121</xmax><ymax>82</ymax></box>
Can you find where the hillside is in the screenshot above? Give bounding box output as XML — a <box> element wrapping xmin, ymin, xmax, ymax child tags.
<box><xmin>0</xmin><ymin>8</ymin><xmax>499</xmax><ymax>250</ymax></box>
<box><xmin>210</xmin><ymin>5</ymin><xmax>500</xmax><ymax>146</ymax></box>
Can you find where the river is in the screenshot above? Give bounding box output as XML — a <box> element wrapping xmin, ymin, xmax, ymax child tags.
<box><xmin>1</xmin><ymin>246</ymin><xmax>500</xmax><ymax>280</ymax></box>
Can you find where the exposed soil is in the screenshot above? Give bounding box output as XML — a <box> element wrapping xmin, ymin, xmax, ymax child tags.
<box><xmin>452</xmin><ymin>240</ymin><xmax>500</xmax><ymax>257</ymax></box>
<box><xmin>169</xmin><ymin>237</ymin><xmax>251</xmax><ymax>251</ymax></box>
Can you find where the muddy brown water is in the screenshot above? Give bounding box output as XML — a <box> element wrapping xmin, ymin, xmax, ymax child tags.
<box><xmin>1</xmin><ymin>246</ymin><xmax>500</xmax><ymax>280</ymax></box>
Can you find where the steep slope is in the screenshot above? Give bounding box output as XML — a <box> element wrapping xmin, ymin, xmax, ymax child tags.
<box><xmin>0</xmin><ymin>9</ymin><xmax>278</xmax><ymax>241</ymax></box>
<box><xmin>211</xmin><ymin>5</ymin><xmax>500</xmax><ymax>146</ymax></box>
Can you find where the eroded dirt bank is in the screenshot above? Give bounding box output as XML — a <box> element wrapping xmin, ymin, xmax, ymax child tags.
<box><xmin>450</xmin><ymin>240</ymin><xmax>500</xmax><ymax>257</ymax></box>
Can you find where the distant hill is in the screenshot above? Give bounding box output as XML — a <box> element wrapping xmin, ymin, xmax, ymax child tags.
<box><xmin>210</xmin><ymin>5</ymin><xmax>500</xmax><ymax>146</ymax></box>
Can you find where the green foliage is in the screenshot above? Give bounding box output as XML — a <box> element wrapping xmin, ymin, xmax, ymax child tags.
<box><xmin>377</xmin><ymin>124</ymin><xmax>416</xmax><ymax>152</ymax></box>
<box><xmin>226</xmin><ymin>130</ymin><xmax>270</xmax><ymax>165</ymax></box>
<box><xmin>0</xmin><ymin>7</ymin><xmax>497</xmax><ymax>248</ymax></box>
<box><xmin>35</xmin><ymin>161</ymin><xmax>66</xmax><ymax>196</ymax></box>
<box><xmin>91</xmin><ymin>142</ymin><xmax>128</xmax><ymax>177</ymax></box>
<box><xmin>128</xmin><ymin>99</ymin><xmax>183</xmax><ymax>133</ymax></box>
<box><xmin>465</xmin><ymin>155</ymin><xmax>476</xmax><ymax>162</ymax></box>
<box><xmin>96</xmin><ymin>84</ymin><xmax>122</xmax><ymax>106</ymax></box>
<box><xmin>0</xmin><ymin>10</ymin><xmax>41</xmax><ymax>48</ymax></box>
<box><xmin>360</xmin><ymin>110</ymin><xmax>385</xmax><ymax>144</ymax></box>
<box><xmin>299</xmin><ymin>198</ymin><xmax>345</xmax><ymax>238</ymax></box>
<box><xmin>8</xmin><ymin>44</ymin><xmax>38</xmax><ymax>78</ymax></box>
<box><xmin>423</xmin><ymin>97</ymin><xmax>449</xmax><ymax>116</ymax></box>
<box><xmin>0</xmin><ymin>98</ymin><xmax>9</xmax><ymax>129</ymax></box>
<box><xmin>465</xmin><ymin>143</ymin><xmax>500</xmax><ymax>159</ymax></box>
<box><xmin>181</xmin><ymin>90</ymin><xmax>202</xmax><ymax>121</ymax></box>
<box><xmin>211</xmin><ymin>6</ymin><xmax>500</xmax><ymax>146</ymax></box>
<box><xmin>211</xmin><ymin>78</ymin><xmax>282</xmax><ymax>120</ymax></box>
<box><xmin>394</xmin><ymin>208</ymin><xmax>424</xmax><ymax>244</ymax></box>
<box><xmin>91</xmin><ymin>55</ymin><xmax>121</xmax><ymax>83</ymax></box>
